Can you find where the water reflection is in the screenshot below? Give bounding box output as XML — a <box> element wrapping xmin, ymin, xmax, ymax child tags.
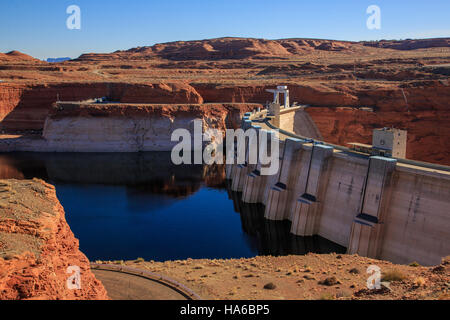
<box><xmin>226</xmin><ymin>185</ymin><xmax>345</xmax><ymax>256</ymax></box>
<box><xmin>0</xmin><ymin>152</ymin><xmax>224</xmax><ymax>197</ymax></box>
<box><xmin>0</xmin><ymin>152</ymin><xmax>344</xmax><ymax>260</ymax></box>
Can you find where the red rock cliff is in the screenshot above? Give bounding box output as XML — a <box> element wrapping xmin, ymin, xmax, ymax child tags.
<box><xmin>0</xmin><ymin>82</ymin><xmax>204</xmax><ymax>130</ymax></box>
<box><xmin>0</xmin><ymin>179</ymin><xmax>109</xmax><ymax>300</ymax></box>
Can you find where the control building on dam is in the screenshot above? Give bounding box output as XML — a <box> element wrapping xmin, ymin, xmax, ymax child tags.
<box><xmin>227</xmin><ymin>86</ymin><xmax>450</xmax><ymax>266</ymax></box>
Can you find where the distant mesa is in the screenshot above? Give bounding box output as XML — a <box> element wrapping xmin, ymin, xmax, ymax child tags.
<box><xmin>0</xmin><ymin>50</ymin><xmax>39</xmax><ymax>62</ymax></box>
<box><xmin>46</xmin><ymin>57</ymin><xmax>72</xmax><ymax>63</ymax></box>
<box><xmin>3</xmin><ymin>37</ymin><xmax>450</xmax><ymax>64</ymax></box>
<box><xmin>75</xmin><ymin>37</ymin><xmax>450</xmax><ymax>62</ymax></box>
<box><xmin>75</xmin><ymin>38</ymin><xmax>356</xmax><ymax>61</ymax></box>
<box><xmin>361</xmin><ymin>37</ymin><xmax>450</xmax><ymax>50</ymax></box>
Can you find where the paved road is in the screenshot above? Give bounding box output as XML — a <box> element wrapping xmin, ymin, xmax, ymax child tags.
<box><xmin>91</xmin><ymin>264</ymin><xmax>200</xmax><ymax>300</ymax></box>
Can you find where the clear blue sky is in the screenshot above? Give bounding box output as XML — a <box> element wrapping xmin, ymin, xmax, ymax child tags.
<box><xmin>1</xmin><ymin>0</ymin><xmax>449</xmax><ymax>60</ymax></box>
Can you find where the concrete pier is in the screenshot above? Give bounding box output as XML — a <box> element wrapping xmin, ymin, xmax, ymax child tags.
<box><xmin>261</xmin><ymin>132</ymin><xmax>282</xmax><ymax>206</ymax></box>
<box><xmin>230</xmin><ymin>118</ymin><xmax>254</xmax><ymax>192</ymax></box>
<box><xmin>241</xmin><ymin>129</ymin><xmax>276</xmax><ymax>203</ymax></box>
<box><xmin>230</xmin><ymin>163</ymin><xmax>249</xmax><ymax>192</ymax></box>
<box><xmin>226</xmin><ymin>118</ymin><xmax>251</xmax><ymax>180</ymax></box>
<box><xmin>290</xmin><ymin>144</ymin><xmax>333</xmax><ymax>236</ymax></box>
<box><xmin>347</xmin><ymin>156</ymin><xmax>397</xmax><ymax>258</ymax></box>
<box><xmin>241</xmin><ymin>169</ymin><xmax>266</xmax><ymax>203</ymax></box>
<box><xmin>265</xmin><ymin>138</ymin><xmax>304</xmax><ymax>220</ymax></box>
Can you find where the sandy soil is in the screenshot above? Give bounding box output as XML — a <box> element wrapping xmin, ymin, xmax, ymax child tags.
<box><xmin>97</xmin><ymin>254</ymin><xmax>450</xmax><ymax>300</ymax></box>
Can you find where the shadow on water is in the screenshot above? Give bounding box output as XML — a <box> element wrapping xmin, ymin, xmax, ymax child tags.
<box><xmin>226</xmin><ymin>185</ymin><xmax>346</xmax><ymax>256</ymax></box>
<box><xmin>0</xmin><ymin>152</ymin><xmax>345</xmax><ymax>260</ymax></box>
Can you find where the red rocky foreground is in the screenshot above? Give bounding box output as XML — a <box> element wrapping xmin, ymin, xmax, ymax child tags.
<box><xmin>0</xmin><ymin>179</ymin><xmax>108</xmax><ymax>300</ymax></box>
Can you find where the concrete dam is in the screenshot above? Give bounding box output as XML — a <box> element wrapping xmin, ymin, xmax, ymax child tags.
<box><xmin>227</xmin><ymin>87</ymin><xmax>450</xmax><ymax>266</ymax></box>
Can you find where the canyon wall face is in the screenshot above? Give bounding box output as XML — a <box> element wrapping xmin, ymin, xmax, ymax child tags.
<box><xmin>192</xmin><ymin>80</ymin><xmax>449</xmax><ymax>112</ymax></box>
<box><xmin>303</xmin><ymin>81</ymin><xmax>450</xmax><ymax>165</ymax></box>
<box><xmin>0</xmin><ymin>82</ymin><xmax>204</xmax><ymax>131</ymax></box>
<box><xmin>0</xmin><ymin>179</ymin><xmax>108</xmax><ymax>300</ymax></box>
<box><xmin>306</xmin><ymin>107</ymin><xmax>450</xmax><ymax>166</ymax></box>
<box><xmin>0</xmin><ymin>84</ymin><xmax>24</xmax><ymax>123</ymax></box>
<box><xmin>0</xmin><ymin>83</ymin><xmax>109</xmax><ymax>130</ymax></box>
<box><xmin>108</xmin><ymin>82</ymin><xmax>203</xmax><ymax>104</ymax></box>
<box><xmin>40</xmin><ymin>102</ymin><xmax>261</xmax><ymax>152</ymax></box>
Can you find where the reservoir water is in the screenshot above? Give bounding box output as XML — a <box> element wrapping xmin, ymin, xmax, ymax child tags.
<box><xmin>0</xmin><ymin>152</ymin><xmax>345</xmax><ymax>261</ymax></box>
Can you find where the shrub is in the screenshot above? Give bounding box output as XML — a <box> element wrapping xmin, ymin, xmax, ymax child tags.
<box><xmin>413</xmin><ymin>277</ymin><xmax>426</xmax><ymax>287</ymax></box>
<box><xmin>382</xmin><ymin>269</ymin><xmax>407</xmax><ymax>282</ymax></box>
<box><xmin>320</xmin><ymin>293</ymin><xmax>335</xmax><ymax>300</ymax></box>
<box><xmin>335</xmin><ymin>290</ymin><xmax>351</xmax><ymax>299</ymax></box>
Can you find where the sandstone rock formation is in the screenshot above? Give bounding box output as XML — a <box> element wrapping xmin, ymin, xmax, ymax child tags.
<box><xmin>0</xmin><ymin>82</ymin><xmax>204</xmax><ymax>130</ymax></box>
<box><xmin>0</xmin><ymin>102</ymin><xmax>261</xmax><ymax>152</ymax></box>
<box><xmin>0</xmin><ymin>51</ymin><xmax>40</xmax><ymax>63</ymax></box>
<box><xmin>362</xmin><ymin>38</ymin><xmax>450</xmax><ymax>50</ymax></box>
<box><xmin>76</xmin><ymin>37</ymin><xmax>450</xmax><ymax>61</ymax></box>
<box><xmin>40</xmin><ymin>102</ymin><xmax>260</xmax><ymax>152</ymax></box>
<box><xmin>0</xmin><ymin>179</ymin><xmax>108</xmax><ymax>300</ymax></box>
<box><xmin>0</xmin><ymin>37</ymin><xmax>448</xmax><ymax>164</ymax></box>
<box><xmin>76</xmin><ymin>38</ymin><xmax>357</xmax><ymax>61</ymax></box>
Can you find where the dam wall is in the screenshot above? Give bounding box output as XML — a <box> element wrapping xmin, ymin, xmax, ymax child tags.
<box><xmin>293</xmin><ymin>108</ymin><xmax>323</xmax><ymax>140</ymax></box>
<box><xmin>229</xmin><ymin>112</ymin><xmax>450</xmax><ymax>266</ymax></box>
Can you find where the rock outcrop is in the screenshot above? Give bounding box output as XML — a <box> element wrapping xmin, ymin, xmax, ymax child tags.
<box><xmin>362</xmin><ymin>38</ymin><xmax>450</xmax><ymax>50</ymax></box>
<box><xmin>0</xmin><ymin>102</ymin><xmax>260</xmax><ymax>152</ymax></box>
<box><xmin>0</xmin><ymin>179</ymin><xmax>109</xmax><ymax>300</ymax></box>
<box><xmin>76</xmin><ymin>37</ymin><xmax>450</xmax><ymax>62</ymax></box>
<box><xmin>0</xmin><ymin>51</ymin><xmax>41</xmax><ymax>63</ymax></box>
<box><xmin>41</xmin><ymin>102</ymin><xmax>260</xmax><ymax>152</ymax></box>
<box><xmin>0</xmin><ymin>82</ymin><xmax>203</xmax><ymax>130</ymax></box>
<box><xmin>77</xmin><ymin>38</ymin><xmax>357</xmax><ymax>61</ymax></box>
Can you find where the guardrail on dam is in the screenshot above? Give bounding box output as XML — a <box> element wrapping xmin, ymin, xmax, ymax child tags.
<box><xmin>227</xmin><ymin>108</ymin><xmax>450</xmax><ymax>266</ymax></box>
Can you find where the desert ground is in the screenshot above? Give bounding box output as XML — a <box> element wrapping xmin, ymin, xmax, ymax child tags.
<box><xmin>97</xmin><ymin>254</ymin><xmax>450</xmax><ymax>300</ymax></box>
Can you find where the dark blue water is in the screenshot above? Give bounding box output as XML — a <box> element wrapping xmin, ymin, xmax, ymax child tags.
<box><xmin>0</xmin><ymin>152</ymin><xmax>345</xmax><ymax>261</ymax></box>
<box><xmin>55</xmin><ymin>184</ymin><xmax>257</xmax><ymax>260</ymax></box>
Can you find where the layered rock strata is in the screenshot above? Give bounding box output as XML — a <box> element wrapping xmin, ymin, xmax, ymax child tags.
<box><xmin>0</xmin><ymin>179</ymin><xmax>109</xmax><ymax>300</ymax></box>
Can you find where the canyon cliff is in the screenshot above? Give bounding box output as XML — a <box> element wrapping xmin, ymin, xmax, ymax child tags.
<box><xmin>0</xmin><ymin>82</ymin><xmax>204</xmax><ymax>130</ymax></box>
<box><xmin>41</xmin><ymin>102</ymin><xmax>260</xmax><ymax>152</ymax></box>
<box><xmin>0</xmin><ymin>179</ymin><xmax>108</xmax><ymax>300</ymax></box>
